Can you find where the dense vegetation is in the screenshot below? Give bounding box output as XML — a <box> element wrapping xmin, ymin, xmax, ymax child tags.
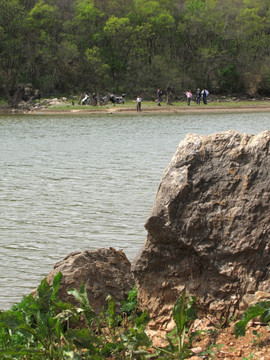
<box><xmin>0</xmin><ymin>272</ymin><xmax>200</xmax><ymax>359</ymax></box>
<box><xmin>1</xmin><ymin>272</ymin><xmax>270</xmax><ymax>359</ymax></box>
<box><xmin>1</xmin><ymin>0</ymin><xmax>270</xmax><ymax>100</ymax></box>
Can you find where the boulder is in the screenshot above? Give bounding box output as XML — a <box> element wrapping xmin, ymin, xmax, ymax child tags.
<box><xmin>47</xmin><ymin>247</ymin><xmax>134</xmax><ymax>314</ymax></box>
<box><xmin>132</xmin><ymin>130</ymin><xmax>270</xmax><ymax>336</ymax></box>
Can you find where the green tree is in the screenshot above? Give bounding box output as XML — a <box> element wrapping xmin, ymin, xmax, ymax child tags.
<box><xmin>85</xmin><ymin>45</ymin><xmax>110</xmax><ymax>93</ymax></box>
<box><xmin>102</xmin><ymin>15</ymin><xmax>133</xmax><ymax>88</ymax></box>
<box><xmin>2</xmin><ymin>0</ymin><xmax>270</xmax><ymax>99</ymax></box>
<box><xmin>23</xmin><ymin>0</ymin><xmax>64</xmax><ymax>93</ymax></box>
<box><xmin>93</xmin><ymin>0</ymin><xmax>133</xmax><ymax>18</ymax></box>
<box><xmin>125</xmin><ymin>0</ymin><xmax>176</xmax><ymax>93</ymax></box>
<box><xmin>130</xmin><ymin>0</ymin><xmax>175</xmax><ymax>62</ymax></box>
<box><xmin>0</xmin><ymin>0</ymin><xmax>28</xmax><ymax>100</ymax></box>
<box><xmin>235</xmin><ymin>0</ymin><xmax>270</xmax><ymax>94</ymax></box>
<box><xmin>72</xmin><ymin>0</ymin><xmax>104</xmax><ymax>52</ymax></box>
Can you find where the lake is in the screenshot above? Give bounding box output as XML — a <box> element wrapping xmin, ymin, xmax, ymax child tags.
<box><xmin>0</xmin><ymin>111</ymin><xmax>270</xmax><ymax>309</ymax></box>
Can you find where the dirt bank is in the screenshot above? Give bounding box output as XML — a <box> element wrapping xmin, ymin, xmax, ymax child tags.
<box><xmin>34</xmin><ymin>104</ymin><xmax>270</xmax><ymax>115</ymax></box>
<box><xmin>3</xmin><ymin>103</ymin><xmax>270</xmax><ymax>115</ymax></box>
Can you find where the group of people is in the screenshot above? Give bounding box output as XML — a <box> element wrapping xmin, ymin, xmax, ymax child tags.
<box><xmin>136</xmin><ymin>87</ymin><xmax>209</xmax><ymax>111</ymax></box>
<box><xmin>186</xmin><ymin>88</ymin><xmax>209</xmax><ymax>106</ymax></box>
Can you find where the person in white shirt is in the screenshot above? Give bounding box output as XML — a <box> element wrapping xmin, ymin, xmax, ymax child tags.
<box><xmin>185</xmin><ymin>90</ymin><xmax>192</xmax><ymax>106</ymax></box>
<box><xmin>136</xmin><ymin>95</ymin><xmax>142</xmax><ymax>111</ymax></box>
<box><xmin>201</xmin><ymin>88</ymin><xmax>209</xmax><ymax>104</ymax></box>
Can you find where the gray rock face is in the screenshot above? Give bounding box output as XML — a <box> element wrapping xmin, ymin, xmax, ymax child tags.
<box><xmin>132</xmin><ymin>130</ymin><xmax>270</xmax><ymax>333</ymax></box>
<box><xmin>47</xmin><ymin>248</ymin><xmax>134</xmax><ymax>314</ymax></box>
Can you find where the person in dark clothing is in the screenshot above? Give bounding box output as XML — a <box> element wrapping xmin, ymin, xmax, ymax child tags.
<box><xmin>196</xmin><ymin>88</ymin><xmax>201</xmax><ymax>104</ymax></box>
<box><xmin>157</xmin><ymin>88</ymin><xmax>162</xmax><ymax>106</ymax></box>
<box><xmin>202</xmin><ymin>88</ymin><xmax>209</xmax><ymax>104</ymax></box>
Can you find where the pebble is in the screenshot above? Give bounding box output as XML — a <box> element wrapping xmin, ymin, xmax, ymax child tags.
<box><xmin>191</xmin><ymin>346</ymin><xmax>203</xmax><ymax>354</ymax></box>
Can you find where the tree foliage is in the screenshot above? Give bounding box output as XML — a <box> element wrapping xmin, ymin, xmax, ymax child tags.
<box><xmin>1</xmin><ymin>0</ymin><xmax>270</xmax><ymax>98</ymax></box>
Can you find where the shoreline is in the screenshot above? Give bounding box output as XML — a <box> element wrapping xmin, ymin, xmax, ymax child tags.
<box><xmin>3</xmin><ymin>104</ymin><xmax>270</xmax><ymax>115</ymax></box>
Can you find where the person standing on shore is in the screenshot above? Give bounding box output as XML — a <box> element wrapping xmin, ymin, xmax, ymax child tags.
<box><xmin>185</xmin><ymin>90</ymin><xmax>192</xmax><ymax>106</ymax></box>
<box><xmin>157</xmin><ymin>88</ymin><xmax>162</xmax><ymax>106</ymax></box>
<box><xmin>196</xmin><ymin>88</ymin><xmax>201</xmax><ymax>104</ymax></box>
<box><xmin>136</xmin><ymin>95</ymin><xmax>142</xmax><ymax>111</ymax></box>
<box><xmin>202</xmin><ymin>88</ymin><xmax>209</xmax><ymax>104</ymax></box>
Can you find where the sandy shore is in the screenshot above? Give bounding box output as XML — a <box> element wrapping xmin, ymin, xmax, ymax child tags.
<box><xmin>33</xmin><ymin>105</ymin><xmax>270</xmax><ymax>115</ymax></box>
<box><xmin>3</xmin><ymin>104</ymin><xmax>270</xmax><ymax>115</ymax></box>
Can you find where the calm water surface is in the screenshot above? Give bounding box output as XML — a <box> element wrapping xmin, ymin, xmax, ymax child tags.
<box><xmin>0</xmin><ymin>111</ymin><xmax>270</xmax><ymax>309</ymax></box>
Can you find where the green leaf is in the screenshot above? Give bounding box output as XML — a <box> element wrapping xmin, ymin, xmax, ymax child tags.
<box><xmin>185</xmin><ymin>296</ymin><xmax>197</xmax><ymax>326</ymax></box>
<box><xmin>15</xmin><ymin>323</ymin><xmax>39</xmax><ymax>338</ymax></box>
<box><xmin>0</xmin><ymin>311</ymin><xmax>24</xmax><ymax>331</ymax></box>
<box><xmin>65</xmin><ymin>328</ymin><xmax>99</xmax><ymax>353</ymax></box>
<box><xmin>172</xmin><ymin>291</ymin><xmax>186</xmax><ymax>333</ymax></box>
<box><xmin>100</xmin><ymin>341</ymin><xmax>118</xmax><ymax>356</ymax></box>
<box><xmin>121</xmin><ymin>286</ymin><xmax>138</xmax><ymax>315</ymax></box>
<box><xmin>106</xmin><ymin>295</ymin><xmax>120</xmax><ymax>328</ymax></box>
<box><xmin>134</xmin><ymin>310</ymin><xmax>150</xmax><ymax>329</ymax></box>
<box><xmin>235</xmin><ymin>301</ymin><xmax>270</xmax><ymax>338</ymax></box>
<box><xmin>51</xmin><ymin>271</ymin><xmax>63</xmax><ymax>301</ymax></box>
<box><xmin>37</xmin><ymin>278</ymin><xmax>52</xmax><ymax>309</ymax></box>
<box><xmin>67</xmin><ymin>284</ymin><xmax>96</xmax><ymax>325</ymax></box>
<box><xmin>261</xmin><ymin>307</ymin><xmax>270</xmax><ymax>323</ymax></box>
<box><xmin>0</xmin><ymin>346</ymin><xmax>45</xmax><ymax>356</ymax></box>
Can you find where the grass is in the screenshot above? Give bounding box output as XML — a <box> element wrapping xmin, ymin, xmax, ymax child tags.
<box><xmin>2</xmin><ymin>97</ymin><xmax>270</xmax><ymax>112</ymax></box>
<box><xmin>47</xmin><ymin>98</ymin><xmax>270</xmax><ymax>110</ymax></box>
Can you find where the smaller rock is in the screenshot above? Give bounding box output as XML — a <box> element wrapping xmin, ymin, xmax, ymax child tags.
<box><xmin>191</xmin><ymin>346</ymin><xmax>203</xmax><ymax>354</ymax></box>
<box><xmin>47</xmin><ymin>247</ymin><xmax>134</xmax><ymax>314</ymax></box>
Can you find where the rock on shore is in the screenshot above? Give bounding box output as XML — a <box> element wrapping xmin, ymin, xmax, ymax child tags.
<box><xmin>132</xmin><ymin>130</ymin><xmax>270</xmax><ymax>335</ymax></box>
<box><xmin>47</xmin><ymin>248</ymin><xmax>134</xmax><ymax>314</ymax></box>
<box><xmin>45</xmin><ymin>130</ymin><xmax>270</xmax><ymax>341</ymax></box>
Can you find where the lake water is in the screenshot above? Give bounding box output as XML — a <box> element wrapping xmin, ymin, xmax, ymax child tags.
<box><xmin>0</xmin><ymin>111</ymin><xmax>270</xmax><ymax>309</ymax></box>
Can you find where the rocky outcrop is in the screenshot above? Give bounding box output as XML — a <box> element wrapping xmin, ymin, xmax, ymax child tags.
<box><xmin>47</xmin><ymin>248</ymin><xmax>134</xmax><ymax>314</ymax></box>
<box><xmin>132</xmin><ymin>130</ymin><xmax>270</xmax><ymax>336</ymax></box>
<box><xmin>18</xmin><ymin>97</ymin><xmax>68</xmax><ymax>112</ymax></box>
<box><xmin>3</xmin><ymin>83</ymin><xmax>40</xmax><ymax>109</ymax></box>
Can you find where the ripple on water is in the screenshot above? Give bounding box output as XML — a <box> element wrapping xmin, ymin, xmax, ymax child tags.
<box><xmin>0</xmin><ymin>112</ymin><xmax>270</xmax><ymax>309</ymax></box>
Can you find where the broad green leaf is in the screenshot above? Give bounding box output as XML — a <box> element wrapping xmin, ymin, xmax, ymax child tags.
<box><xmin>65</xmin><ymin>328</ymin><xmax>99</xmax><ymax>353</ymax></box>
<box><xmin>172</xmin><ymin>291</ymin><xmax>186</xmax><ymax>333</ymax></box>
<box><xmin>0</xmin><ymin>347</ymin><xmax>45</xmax><ymax>356</ymax></box>
<box><xmin>235</xmin><ymin>301</ymin><xmax>270</xmax><ymax>338</ymax></box>
<box><xmin>67</xmin><ymin>285</ymin><xmax>96</xmax><ymax>325</ymax></box>
<box><xmin>51</xmin><ymin>271</ymin><xmax>63</xmax><ymax>301</ymax></box>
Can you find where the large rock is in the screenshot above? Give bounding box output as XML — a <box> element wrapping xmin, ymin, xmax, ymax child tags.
<box><xmin>132</xmin><ymin>130</ymin><xmax>270</xmax><ymax>336</ymax></box>
<box><xmin>47</xmin><ymin>247</ymin><xmax>134</xmax><ymax>314</ymax></box>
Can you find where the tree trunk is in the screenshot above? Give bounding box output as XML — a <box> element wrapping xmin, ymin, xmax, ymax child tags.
<box><xmin>166</xmin><ymin>81</ymin><xmax>173</xmax><ymax>105</ymax></box>
<box><xmin>3</xmin><ymin>85</ymin><xmax>22</xmax><ymax>109</ymax></box>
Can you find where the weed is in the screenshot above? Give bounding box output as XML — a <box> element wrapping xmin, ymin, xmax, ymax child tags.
<box><xmin>235</xmin><ymin>300</ymin><xmax>270</xmax><ymax>338</ymax></box>
<box><xmin>242</xmin><ymin>353</ymin><xmax>255</xmax><ymax>360</ymax></box>
<box><xmin>200</xmin><ymin>343</ymin><xmax>224</xmax><ymax>359</ymax></box>
<box><xmin>251</xmin><ymin>329</ymin><xmax>263</xmax><ymax>348</ymax></box>
<box><xmin>154</xmin><ymin>290</ymin><xmax>197</xmax><ymax>359</ymax></box>
<box><xmin>0</xmin><ymin>277</ymin><xmax>205</xmax><ymax>359</ymax></box>
<box><xmin>121</xmin><ymin>286</ymin><xmax>138</xmax><ymax>318</ymax></box>
<box><xmin>0</xmin><ymin>273</ymin><xmax>154</xmax><ymax>359</ymax></box>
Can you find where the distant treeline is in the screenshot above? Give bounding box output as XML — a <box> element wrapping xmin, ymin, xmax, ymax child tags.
<box><xmin>1</xmin><ymin>0</ymin><xmax>270</xmax><ymax>99</ymax></box>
